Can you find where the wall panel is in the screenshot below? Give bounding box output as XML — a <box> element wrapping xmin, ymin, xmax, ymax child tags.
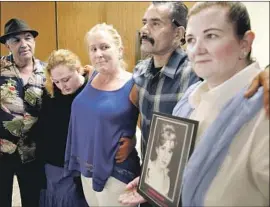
<box><xmin>105</xmin><ymin>2</ymin><xmax>150</xmax><ymax>72</ymax></box>
<box><xmin>0</xmin><ymin>2</ymin><xmax>56</xmax><ymax>61</ymax></box>
<box><xmin>105</xmin><ymin>2</ymin><xmax>194</xmax><ymax>71</ymax></box>
<box><xmin>0</xmin><ymin>2</ymin><xmax>195</xmax><ymax>68</ymax></box>
<box><xmin>57</xmin><ymin>2</ymin><xmax>105</xmax><ymax>66</ymax></box>
<box><xmin>56</xmin><ymin>2</ymin><xmax>150</xmax><ymax>71</ymax></box>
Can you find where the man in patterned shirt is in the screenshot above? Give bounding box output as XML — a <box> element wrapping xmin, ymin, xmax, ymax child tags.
<box><xmin>0</xmin><ymin>18</ymin><xmax>46</xmax><ymax>207</ymax></box>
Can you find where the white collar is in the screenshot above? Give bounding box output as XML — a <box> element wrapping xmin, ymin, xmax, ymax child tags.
<box><xmin>189</xmin><ymin>62</ymin><xmax>262</xmax><ymax>110</ymax></box>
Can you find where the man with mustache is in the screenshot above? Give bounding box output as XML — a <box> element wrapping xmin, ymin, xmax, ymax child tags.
<box><xmin>119</xmin><ymin>1</ymin><xmax>269</xmax><ymax>206</ymax></box>
<box><xmin>134</xmin><ymin>1</ymin><xmax>199</xmax><ymax>162</ymax></box>
<box><xmin>0</xmin><ymin>18</ymin><xmax>46</xmax><ymax>207</ymax></box>
<box><xmin>124</xmin><ymin>3</ymin><xmax>200</xmax><ymax>206</ymax></box>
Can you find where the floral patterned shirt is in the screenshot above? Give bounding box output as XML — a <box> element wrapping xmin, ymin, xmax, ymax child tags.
<box><xmin>0</xmin><ymin>56</ymin><xmax>46</xmax><ymax>163</ymax></box>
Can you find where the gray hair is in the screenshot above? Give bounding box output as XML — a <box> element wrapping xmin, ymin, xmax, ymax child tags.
<box><xmin>152</xmin><ymin>1</ymin><xmax>188</xmax><ymax>45</ymax></box>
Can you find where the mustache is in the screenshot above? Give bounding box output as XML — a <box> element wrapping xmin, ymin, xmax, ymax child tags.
<box><xmin>140</xmin><ymin>34</ymin><xmax>155</xmax><ymax>45</ymax></box>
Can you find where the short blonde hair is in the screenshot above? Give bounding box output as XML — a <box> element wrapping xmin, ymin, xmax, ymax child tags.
<box><xmin>45</xmin><ymin>49</ymin><xmax>82</xmax><ymax>97</ymax></box>
<box><xmin>85</xmin><ymin>23</ymin><xmax>128</xmax><ymax>70</ymax></box>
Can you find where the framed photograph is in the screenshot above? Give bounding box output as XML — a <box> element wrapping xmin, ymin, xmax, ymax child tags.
<box><xmin>138</xmin><ymin>112</ymin><xmax>199</xmax><ymax>207</ymax></box>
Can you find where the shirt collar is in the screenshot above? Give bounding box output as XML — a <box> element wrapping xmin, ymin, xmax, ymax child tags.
<box><xmin>9</xmin><ymin>54</ymin><xmax>45</xmax><ymax>74</ymax></box>
<box><xmin>33</xmin><ymin>58</ymin><xmax>46</xmax><ymax>74</ymax></box>
<box><xmin>138</xmin><ymin>48</ymin><xmax>188</xmax><ymax>79</ymax></box>
<box><xmin>189</xmin><ymin>62</ymin><xmax>262</xmax><ymax>109</ymax></box>
<box><xmin>161</xmin><ymin>48</ymin><xmax>188</xmax><ymax>79</ymax></box>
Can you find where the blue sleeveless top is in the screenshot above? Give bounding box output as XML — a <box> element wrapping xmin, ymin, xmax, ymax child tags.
<box><xmin>65</xmin><ymin>72</ymin><xmax>140</xmax><ymax>192</ymax></box>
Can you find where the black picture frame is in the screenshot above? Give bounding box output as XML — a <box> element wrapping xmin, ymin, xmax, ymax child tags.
<box><xmin>137</xmin><ymin>112</ymin><xmax>199</xmax><ymax>207</ymax></box>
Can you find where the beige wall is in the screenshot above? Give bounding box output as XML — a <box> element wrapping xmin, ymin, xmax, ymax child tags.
<box><xmin>244</xmin><ymin>2</ymin><xmax>269</xmax><ymax>68</ymax></box>
<box><xmin>56</xmin><ymin>2</ymin><xmax>150</xmax><ymax>71</ymax></box>
<box><xmin>0</xmin><ymin>2</ymin><xmax>194</xmax><ymax>72</ymax></box>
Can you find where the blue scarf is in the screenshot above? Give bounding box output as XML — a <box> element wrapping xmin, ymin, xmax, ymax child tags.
<box><xmin>173</xmin><ymin>84</ymin><xmax>264</xmax><ymax>206</ymax></box>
